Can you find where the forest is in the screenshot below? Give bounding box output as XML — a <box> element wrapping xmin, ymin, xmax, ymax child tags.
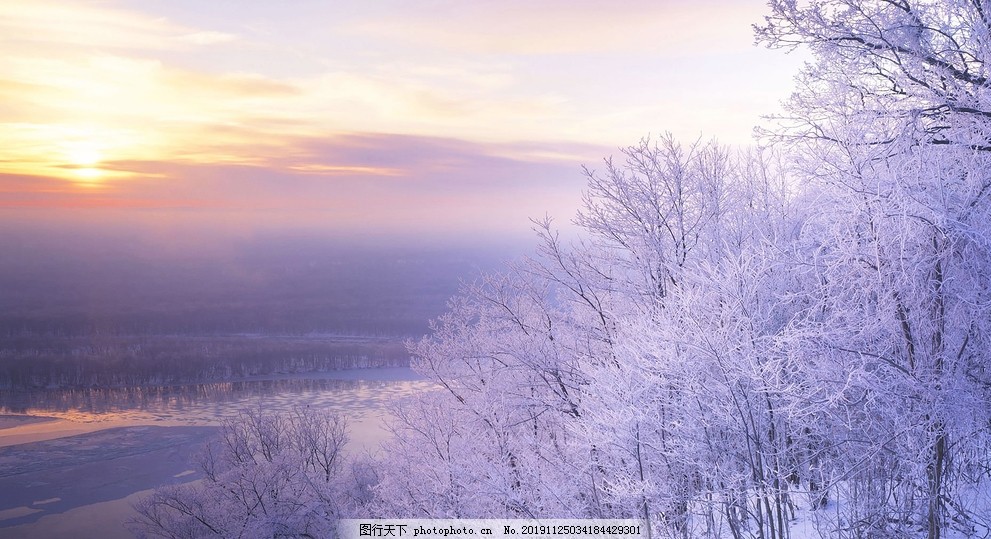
<box><xmin>0</xmin><ymin>333</ymin><xmax>409</xmax><ymax>388</ymax></box>
<box><xmin>0</xmin><ymin>239</ymin><xmax>510</xmax><ymax>388</ymax></box>
<box><xmin>130</xmin><ymin>1</ymin><xmax>991</xmax><ymax>538</ymax></box>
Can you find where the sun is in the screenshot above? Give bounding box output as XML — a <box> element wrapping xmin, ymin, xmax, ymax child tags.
<box><xmin>73</xmin><ymin>166</ymin><xmax>104</xmax><ymax>181</ymax></box>
<box><xmin>62</xmin><ymin>140</ymin><xmax>107</xmax><ymax>184</ymax></box>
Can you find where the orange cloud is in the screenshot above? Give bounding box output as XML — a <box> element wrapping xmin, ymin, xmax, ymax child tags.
<box><xmin>0</xmin><ymin>133</ymin><xmax>597</xmax><ymax>240</ymax></box>
<box><xmin>0</xmin><ymin>0</ymin><xmax>802</xmax><ymax>222</ymax></box>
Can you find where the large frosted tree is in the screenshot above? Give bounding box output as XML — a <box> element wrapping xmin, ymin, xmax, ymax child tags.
<box><xmin>758</xmin><ymin>1</ymin><xmax>991</xmax><ymax>537</ymax></box>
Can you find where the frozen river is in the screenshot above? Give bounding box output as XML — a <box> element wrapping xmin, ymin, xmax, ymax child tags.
<box><xmin>0</xmin><ymin>367</ymin><xmax>431</xmax><ymax>538</ymax></box>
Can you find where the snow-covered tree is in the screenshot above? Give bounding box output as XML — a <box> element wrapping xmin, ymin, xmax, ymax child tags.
<box><xmin>370</xmin><ymin>268</ymin><xmax>597</xmax><ymax>518</ymax></box>
<box><xmin>129</xmin><ymin>407</ymin><xmax>349</xmax><ymax>538</ymax></box>
<box><xmin>758</xmin><ymin>2</ymin><xmax>991</xmax><ymax>537</ymax></box>
<box><xmin>366</xmin><ymin>140</ymin><xmax>820</xmax><ymax>539</ymax></box>
<box><xmin>757</xmin><ymin>0</ymin><xmax>991</xmax><ymax>152</ymax></box>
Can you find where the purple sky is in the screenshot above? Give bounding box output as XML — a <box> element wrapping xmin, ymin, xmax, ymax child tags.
<box><xmin>0</xmin><ymin>0</ymin><xmax>802</xmax><ymax>241</ymax></box>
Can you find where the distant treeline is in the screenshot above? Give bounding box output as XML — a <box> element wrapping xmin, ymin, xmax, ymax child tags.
<box><xmin>0</xmin><ymin>377</ymin><xmax>403</xmax><ymax>416</ymax></box>
<box><xmin>0</xmin><ymin>232</ymin><xmax>520</xmax><ymax>390</ymax></box>
<box><xmin>0</xmin><ymin>334</ymin><xmax>410</xmax><ymax>389</ymax></box>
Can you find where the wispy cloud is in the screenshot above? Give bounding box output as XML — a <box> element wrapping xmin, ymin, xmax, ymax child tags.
<box><xmin>349</xmin><ymin>0</ymin><xmax>759</xmax><ymax>56</ymax></box>
<box><xmin>0</xmin><ymin>133</ymin><xmax>596</xmax><ymax>238</ymax></box>
<box><xmin>0</xmin><ymin>1</ymin><xmax>238</xmax><ymax>52</ymax></box>
<box><xmin>177</xmin><ymin>31</ymin><xmax>238</xmax><ymax>46</ymax></box>
<box><xmin>0</xmin><ymin>0</ymin><xmax>802</xmax><ymax>238</ymax></box>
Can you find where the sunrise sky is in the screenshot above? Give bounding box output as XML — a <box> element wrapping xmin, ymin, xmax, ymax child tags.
<box><xmin>0</xmin><ymin>0</ymin><xmax>802</xmax><ymax>241</ymax></box>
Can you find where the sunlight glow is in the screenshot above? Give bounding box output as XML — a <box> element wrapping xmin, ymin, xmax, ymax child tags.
<box><xmin>61</xmin><ymin>139</ymin><xmax>107</xmax><ymax>185</ymax></box>
<box><xmin>71</xmin><ymin>166</ymin><xmax>104</xmax><ymax>184</ymax></box>
<box><xmin>0</xmin><ymin>0</ymin><xmax>802</xmax><ymax>209</ymax></box>
<box><xmin>64</xmin><ymin>141</ymin><xmax>101</xmax><ymax>168</ymax></box>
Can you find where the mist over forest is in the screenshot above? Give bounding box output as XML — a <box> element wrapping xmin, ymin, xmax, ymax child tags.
<box><xmin>0</xmin><ymin>218</ymin><xmax>525</xmax><ymax>387</ymax></box>
<box><xmin>0</xmin><ymin>224</ymin><xmax>520</xmax><ymax>336</ymax></box>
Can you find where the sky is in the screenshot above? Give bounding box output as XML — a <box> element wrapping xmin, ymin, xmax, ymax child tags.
<box><xmin>0</xmin><ymin>0</ymin><xmax>804</xmax><ymax>243</ymax></box>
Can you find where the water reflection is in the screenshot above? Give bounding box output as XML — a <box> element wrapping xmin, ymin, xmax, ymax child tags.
<box><xmin>0</xmin><ymin>370</ymin><xmax>435</xmax><ymax>425</ymax></box>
